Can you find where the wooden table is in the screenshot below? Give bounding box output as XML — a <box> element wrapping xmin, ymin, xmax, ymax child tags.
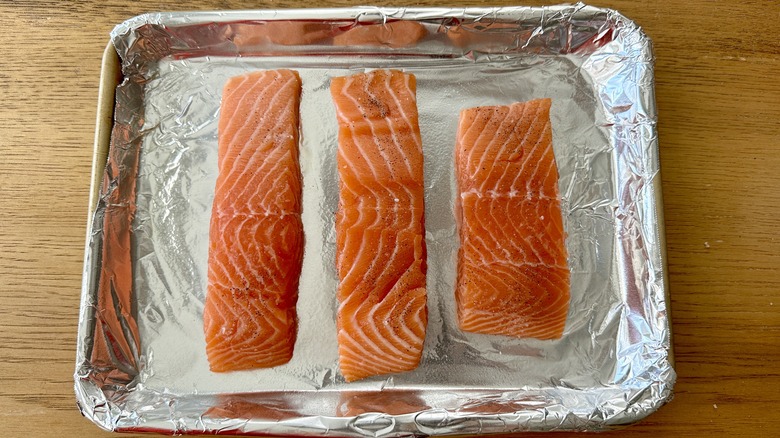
<box><xmin>1</xmin><ymin>1</ymin><xmax>778</xmax><ymax>436</ymax></box>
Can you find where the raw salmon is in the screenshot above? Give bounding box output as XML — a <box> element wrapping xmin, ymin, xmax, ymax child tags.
<box><xmin>330</xmin><ymin>70</ymin><xmax>428</xmax><ymax>382</ymax></box>
<box><xmin>455</xmin><ymin>98</ymin><xmax>570</xmax><ymax>340</ymax></box>
<box><xmin>203</xmin><ymin>70</ymin><xmax>304</xmax><ymax>372</ymax></box>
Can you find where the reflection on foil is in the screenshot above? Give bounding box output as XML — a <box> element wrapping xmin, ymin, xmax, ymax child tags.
<box><xmin>333</xmin><ymin>21</ymin><xmax>428</xmax><ymax>47</ymax></box>
<box><xmin>206</xmin><ymin>394</ymin><xmax>302</xmax><ymax>422</ymax></box>
<box><xmin>337</xmin><ymin>391</ymin><xmax>430</xmax><ymax>416</ymax></box>
<box><xmin>76</xmin><ymin>3</ymin><xmax>674</xmax><ymax>436</ymax></box>
<box><xmin>86</xmin><ymin>77</ymin><xmax>145</xmax><ymax>387</ymax></box>
<box><xmin>443</xmin><ymin>22</ymin><xmax>534</xmax><ymax>50</ymax></box>
<box><xmin>229</xmin><ymin>22</ymin><xmax>335</xmax><ymax>47</ymax></box>
<box><xmin>455</xmin><ymin>392</ymin><xmax>549</xmax><ymax>415</ymax></box>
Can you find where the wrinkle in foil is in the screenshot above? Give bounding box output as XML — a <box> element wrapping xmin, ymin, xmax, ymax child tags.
<box><xmin>76</xmin><ymin>3</ymin><xmax>674</xmax><ymax>435</ymax></box>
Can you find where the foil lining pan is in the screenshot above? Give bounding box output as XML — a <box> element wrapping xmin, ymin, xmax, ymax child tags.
<box><xmin>76</xmin><ymin>3</ymin><xmax>675</xmax><ymax>435</ymax></box>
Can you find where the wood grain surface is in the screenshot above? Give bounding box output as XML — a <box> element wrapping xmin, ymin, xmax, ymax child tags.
<box><xmin>1</xmin><ymin>0</ymin><xmax>778</xmax><ymax>436</ymax></box>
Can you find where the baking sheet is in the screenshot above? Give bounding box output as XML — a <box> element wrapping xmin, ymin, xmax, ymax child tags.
<box><xmin>76</xmin><ymin>4</ymin><xmax>674</xmax><ymax>435</ymax></box>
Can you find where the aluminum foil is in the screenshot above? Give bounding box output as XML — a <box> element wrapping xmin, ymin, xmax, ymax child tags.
<box><xmin>76</xmin><ymin>3</ymin><xmax>674</xmax><ymax>435</ymax></box>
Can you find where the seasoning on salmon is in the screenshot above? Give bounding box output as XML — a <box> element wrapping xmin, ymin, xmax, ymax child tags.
<box><xmin>330</xmin><ymin>70</ymin><xmax>428</xmax><ymax>382</ymax></box>
<box><xmin>455</xmin><ymin>98</ymin><xmax>570</xmax><ymax>340</ymax></box>
<box><xmin>203</xmin><ymin>70</ymin><xmax>304</xmax><ymax>372</ymax></box>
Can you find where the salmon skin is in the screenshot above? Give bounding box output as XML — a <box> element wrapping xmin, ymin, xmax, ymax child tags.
<box><xmin>455</xmin><ymin>98</ymin><xmax>570</xmax><ymax>340</ymax></box>
<box><xmin>203</xmin><ymin>70</ymin><xmax>304</xmax><ymax>372</ymax></box>
<box><xmin>330</xmin><ymin>70</ymin><xmax>428</xmax><ymax>382</ymax></box>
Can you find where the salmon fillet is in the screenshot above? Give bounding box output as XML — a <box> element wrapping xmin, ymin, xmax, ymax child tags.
<box><xmin>455</xmin><ymin>98</ymin><xmax>570</xmax><ymax>340</ymax></box>
<box><xmin>203</xmin><ymin>70</ymin><xmax>304</xmax><ymax>372</ymax></box>
<box><xmin>330</xmin><ymin>70</ymin><xmax>428</xmax><ymax>382</ymax></box>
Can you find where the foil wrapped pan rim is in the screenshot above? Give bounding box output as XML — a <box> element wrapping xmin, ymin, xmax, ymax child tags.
<box><xmin>113</xmin><ymin>4</ymin><xmax>606</xmax><ymax>27</ymax></box>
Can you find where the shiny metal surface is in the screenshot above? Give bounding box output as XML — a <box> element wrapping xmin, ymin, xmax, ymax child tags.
<box><xmin>76</xmin><ymin>3</ymin><xmax>674</xmax><ymax>435</ymax></box>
